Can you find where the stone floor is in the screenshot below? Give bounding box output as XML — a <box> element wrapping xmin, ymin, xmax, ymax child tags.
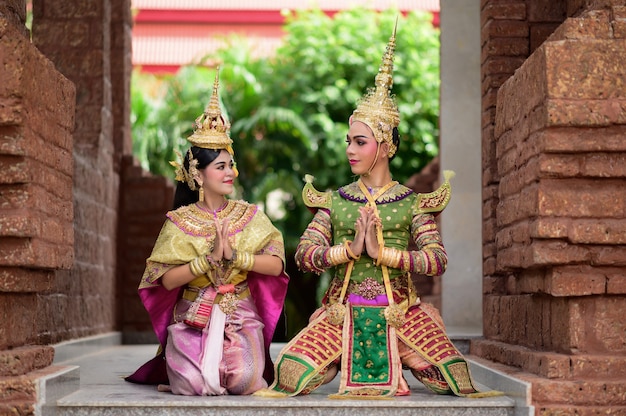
<box><xmin>40</xmin><ymin>333</ymin><xmax>530</xmax><ymax>416</ymax></box>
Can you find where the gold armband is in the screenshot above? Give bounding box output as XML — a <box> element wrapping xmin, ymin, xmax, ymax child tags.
<box><xmin>344</xmin><ymin>241</ymin><xmax>360</xmax><ymax>260</ymax></box>
<box><xmin>327</xmin><ymin>245</ymin><xmax>351</xmax><ymax>266</ymax></box>
<box><xmin>232</xmin><ymin>250</ymin><xmax>255</xmax><ymax>271</ymax></box>
<box><xmin>378</xmin><ymin>247</ymin><xmax>403</xmax><ymax>269</ymax></box>
<box><xmin>189</xmin><ymin>255</ymin><xmax>213</xmax><ymax>277</ymax></box>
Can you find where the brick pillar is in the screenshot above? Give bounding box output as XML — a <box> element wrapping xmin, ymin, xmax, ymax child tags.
<box><xmin>481</xmin><ymin>0</ymin><xmax>532</xmax><ymax>328</ymax></box>
<box><xmin>118</xmin><ymin>156</ymin><xmax>174</xmax><ymax>343</ymax></box>
<box><xmin>0</xmin><ymin>4</ymin><xmax>76</xmax><ymax>414</ymax></box>
<box><xmin>32</xmin><ymin>0</ymin><xmax>120</xmax><ymax>342</ymax></box>
<box><xmin>474</xmin><ymin>6</ymin><xmax>626</xmax><ymax>413</ymax></box>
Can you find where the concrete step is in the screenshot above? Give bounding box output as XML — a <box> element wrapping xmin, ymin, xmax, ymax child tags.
<box><xmin>41</xmin><ymin>333</ymin><xmax>526</xmax><ymax>416</ymax></box>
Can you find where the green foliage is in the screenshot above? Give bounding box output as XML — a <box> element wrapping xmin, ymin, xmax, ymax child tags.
<box><xmin>130</xmin><ymin>8</ymin><xmax>440</xmax><ymax>338</ymax></box>
<box><xmin>269</xmin><ymin>8</ymin><xmax>441</xmax><ymax>189</ymax></box>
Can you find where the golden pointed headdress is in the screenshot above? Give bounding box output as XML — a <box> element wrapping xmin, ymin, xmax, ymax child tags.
<box><xmin>350</xmin><ymin>22</ymin><xmax>400</xmax><ymax>158</ymax></box>
<box><xmin>170</xmin><ymin>68</ymin><xmax>238</xmax><ymax>188</ymax></box>
<box><xmin>187</xmin><ymin>68</ymin><xmax>233</xmax><ymax>152</ymax></box>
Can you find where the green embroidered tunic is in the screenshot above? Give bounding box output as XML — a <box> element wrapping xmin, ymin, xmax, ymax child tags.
<box><xmin>295</xmin><ymin>180</ymin><xmax>448</xmax><ymax>308</ymax></box>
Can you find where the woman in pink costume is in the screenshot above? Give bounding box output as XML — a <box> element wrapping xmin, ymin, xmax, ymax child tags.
<box><xmin>126</xmin><ymin>70</ymin><xmax>289</xmax><ymax>395</ymax></box>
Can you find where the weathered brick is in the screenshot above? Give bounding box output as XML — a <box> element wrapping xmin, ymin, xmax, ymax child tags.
<box><xmin>0</xmin><ymin>156</ymin><xmax>29</xmax><ymax>183</ymax></box>
<box><xmin>482</xmin><ymin>88</ymin><xmax>499</xmax><ymax>113</ymax></box>
<box><xmin>482</xmin><ymin>19</ymin><xmax>529</xmax><ymax>39</ymax></box>
<box><xmin>499</xmin><ymin>158</ymin><xmax>540</xmax><ymax>197</ymax></box>
<box><xmin>607</xmin><ymin>273</ymin><xmax>626</xmax><ymax>294</ymax></box>
<box><xmin>32</xmin><ymin>21</ymin><xmax>90</xmax><ymax>49</ymax></box>
<box><xmin>516</xmin><ymin>269</ymin><xmax>548</xmax><ymax>296</ymax></box>
<box><xmin>497</xmin><ymin>183</ymin><xmax>538</xmax><ymax>226</ymax></box>
<box><xmin>583</xmin><ymin>153</ymin><xmax>626</xmax><ymax>177</ymax></box>
<box><xmin>538</xmin><ymin>126</ymin><xmax>626</xmax><ymax>153</ymax></box>
<box><xmin>547</xmin><ymin>266</ymin><xmax>607</xmax><ymax>296</ymax></box>
<box><xmin>546</xmin><ymin>98</ymin><xmax>626</xmax><ymax>127</ymax></box>
<box><xmin>537</xmin><ymin>154</ymin><xmax>582</xmax><ymax>177</ymax></box>
<box><xmin>0</xmin><ymin>212</ymin><xmax>41</xmax><ymax>237</ymax></box>
<box><xmin>483</xmin><ymin>256</ymin><xmax>497</xmax><ymax>276</ymax></box>
<box><xmin>472</xmin><ymin>337</ymin><xmax>626</xmax><ymax>380</ymax></box>
<box><xmin>496</xmin><ymin>112</ymin><xmax>530</xmax><ymax>159</ymax></box>
<box><xmin>497</xmin><ymin>244</ymin><xmax>531</xmax><ymax>270</ymax></box>
<box><xmin>591</xmin><ymin>245</ymin><xmax>626</xmax><ymax>266</ymax></box>
<box><xmin>527</xmin><ymin>0</ymin><xmax>567</xmax><ymax>23</ymax></box>
<box><xmin>537</xmin><ymin>153</ymin><xmax>626</xmax><ymax>179</ymax></box>
<box><xmin>537</xmin><ymin>179</ymin><xmax>625</xmax><ymax>218</ymax></box>
<box><xmin>533</xmin><ymin>379</ymin><xmax>626</xmax><ymax>406</ymax></box>
<box><xmin>530</xmin><ymin>217</ymin><xmax>570</xmax><ymax>239</ymax></box>
<box><xmin>550</xmin><ymin>9</ymin><xmax>613</xmax><ymax>41</ymax></box>
<box><xmin>481</xmin><ymin>2</ymin><xmax>526</xmax><ymax>26</ymax></box>
<box><xmin>0</xmin><ymin>267</ymin><xmax>53</xmax><ymax>292</ymax></box>
<box><xmin>545</xmin><ymin>40</ymin><xmax>626</xmax><ymax>100</ymax></box>
<box><xmin>0</xmin><ymin>293</ymin><xmax>37</xmax><ymax>349</ymax></box>
<box><xmin>530</xmin><ymin>240</ymin><xmax>591</xmax><ymax>267</ymax></box>
<box><xmin>495</xmin><ymin>52</ymin><xmax>546</xmax><ymax>137</ymax></box>
<box><xmin>538</xmin><ymin>404</ymin><xmax>626</xmax><ymax>415</ymax></box>
<box><xmin>569</xmin><ymin>219</ymin><xmax>626</xmax><ymax>244</ymax></box>
<box><xmin>570</xmin><ymin>353</ymin><xmax>626</xmax><ymax>379</ymax></box>
<box><xmin>482</xmin><ymin>37</ymin><xmax>529</xmax><ymax>62</ymax></box>
<box><xmin>0</xmin><ymin>376</ymin><xmax>37</xmax><ymax>403</ymax></box>
<box><xmin>612</xmin><ymin>19</ymin><xmax>626</xmax><ymax>38</ymax></box>
<box><xmin>486</xmin><ymin>56</ymin><xmax>528</xmax><ymax>79</ymax></box>
<box><xmin>0</xmin><ymin>345</ymin><xmax>54</xmax><ymax>377</ymax></box>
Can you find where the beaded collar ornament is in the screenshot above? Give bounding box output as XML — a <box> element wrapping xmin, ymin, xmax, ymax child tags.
<box><xmin>170</xmin><ymin>68</ymin><xmax>237</xmax><ymax>188</ymax></box>
<box><xmin>349</xmin><ymin>22</ymin><xmax>400</xmax><ymax>158</ymax></box>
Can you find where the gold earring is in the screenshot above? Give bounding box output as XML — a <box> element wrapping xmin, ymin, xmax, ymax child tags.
<box><xmin>198</xmin><ymin>186</ymin><xmax>204</xmax><ymax>202</ymax></box>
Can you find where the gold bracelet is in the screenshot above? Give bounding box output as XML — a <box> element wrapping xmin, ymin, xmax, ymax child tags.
<box><xmin>344</xmin><ymin>241</ymin><xmax>360</xmax><ymax>260</ymax></box>
<box><xmin>189</xmin><ymin>256</ymin><xmax>206</xmax><ymax>277</ymax></box>
<box><xmin>233</xmin><ymin>251</ymin><xmax>255</xmax><ymax>271</ymax></box>
<box><xmin>380</xmin><ymin>247</ymin><xmax>402</xmax><ymax>269</ymax></box>
<box><xmin>189</xmin><ymin>259</ymin><xmax>200</xmax><ymax>276</ymax></box>
<box><xmin>328</xmin><ymin>245</ymin><xmax>350</xmax><ymax>266</ymax></box>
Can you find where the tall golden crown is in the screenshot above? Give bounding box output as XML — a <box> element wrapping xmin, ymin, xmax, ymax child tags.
<box><xmin>187</xmin><ymin>68</ymin><xmax>233</xmax><ymax>151</ymax></box>
<box><xmin>350</xmin><ymin>22</ymin><xmax>400</xmax><ymax>157</ymax></box>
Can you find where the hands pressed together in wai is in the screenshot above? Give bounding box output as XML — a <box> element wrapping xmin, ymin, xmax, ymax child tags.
<box><xmin>349</xmin><ymin>206</ymin><xmax>381</xmax><ymax>261</ymax></box>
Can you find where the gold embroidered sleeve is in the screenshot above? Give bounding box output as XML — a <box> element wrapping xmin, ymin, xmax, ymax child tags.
<box><xmin>401</xmin><ymin>213</ymin><xmax>448</xmax><ymax>277</ymax></box>
<box><xmin>294</xmin><ymin>209</ymin><xmax>336</xmax><ymax>274</ymax></box>
<box><xmin>139</xmin><ymin>220</ymin><xmax>210</xmax><ymax>289</ymax></box>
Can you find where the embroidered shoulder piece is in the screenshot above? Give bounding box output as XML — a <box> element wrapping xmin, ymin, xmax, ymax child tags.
<box><xmin>414</xmin><ymin>170</ymin><xmax>455</xmax><ymax>214</ymax></box>
<box><xmin>338</xmin><ymin>181</ymin><xmax>413</xmax><ymax>204</ymax></box>
<box><xmin>302</xmin><ymin>174</ymin><xmax>332</xmax><ymax>210</ymax></box>
<box><xmin>166</xmin><ymin>200</ymin><xmax>257</xmax><ymax>237</ymax></box>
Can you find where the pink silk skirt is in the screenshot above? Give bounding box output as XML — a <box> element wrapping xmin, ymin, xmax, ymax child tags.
<box><xmin>164</xmin><ymin>295</ymin><xmax>267</xmax><ymax>395</ymax></box>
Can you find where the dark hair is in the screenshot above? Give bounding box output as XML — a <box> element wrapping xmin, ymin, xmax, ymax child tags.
<box><xmin>389</xmin><ymin>127</ymin><xmax>400</xmax><ymax>162</ymax></box>
<box><xmin>172</xmin><ymin>146</ymin><xmax>222</xmax><ymax>209</ymax></box>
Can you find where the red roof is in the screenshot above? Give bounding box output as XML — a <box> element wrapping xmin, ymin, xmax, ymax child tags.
<box><xmin>131</xmin><ymin>0</ymin><xmax>439</xmax><ymax>11</ymax></box>
<box><xmin>132</xmin><ymin>0</ymin><xmax>440</xmax><ymax>73</ymax></box>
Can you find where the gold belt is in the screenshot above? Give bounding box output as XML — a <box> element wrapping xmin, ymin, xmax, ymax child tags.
<box><xmin>183</xmin><ymin>286</ymin><xmax>250</xmax><ymax>301</ymax></box>
<box><xmin>347</xmin><ymin>276</ymin><xmax>404</xmax><ymax>300</ymax></box>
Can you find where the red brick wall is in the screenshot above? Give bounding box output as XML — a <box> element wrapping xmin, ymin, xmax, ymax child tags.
<box><xmin>478</xmin><ymin>2</ymin><xmax>626</xmax><ymax>413</ymax></box>
<box><xmin>117</xmin><ymin>156</ymin><xmax>174</xmax><ymax>343</ymax></box>
<box><xmin>30</xmin><ymin>0</ymin><xmax>127</xmax><ymax>343</ymax></box>
<box><xmin>0</xmin><ymin>3</ymin><xmax>76</xmax><ymax>412</ymax></box>
<box><xmin>0</xmin><ymin>16</ymin><xmax>75</xmax><ymax>348</ymax></box>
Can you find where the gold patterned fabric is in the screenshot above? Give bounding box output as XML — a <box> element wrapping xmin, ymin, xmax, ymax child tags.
<box><xmin>140</xmin><ymin>200</ymin><xmax>284</xmax><ymax>290</ymax></box>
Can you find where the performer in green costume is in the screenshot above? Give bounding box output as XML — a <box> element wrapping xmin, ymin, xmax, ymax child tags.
<box><xmin>256</xmin><ymin>25</ymin><xmax>499</xmax><ymax>400</ymax></box>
